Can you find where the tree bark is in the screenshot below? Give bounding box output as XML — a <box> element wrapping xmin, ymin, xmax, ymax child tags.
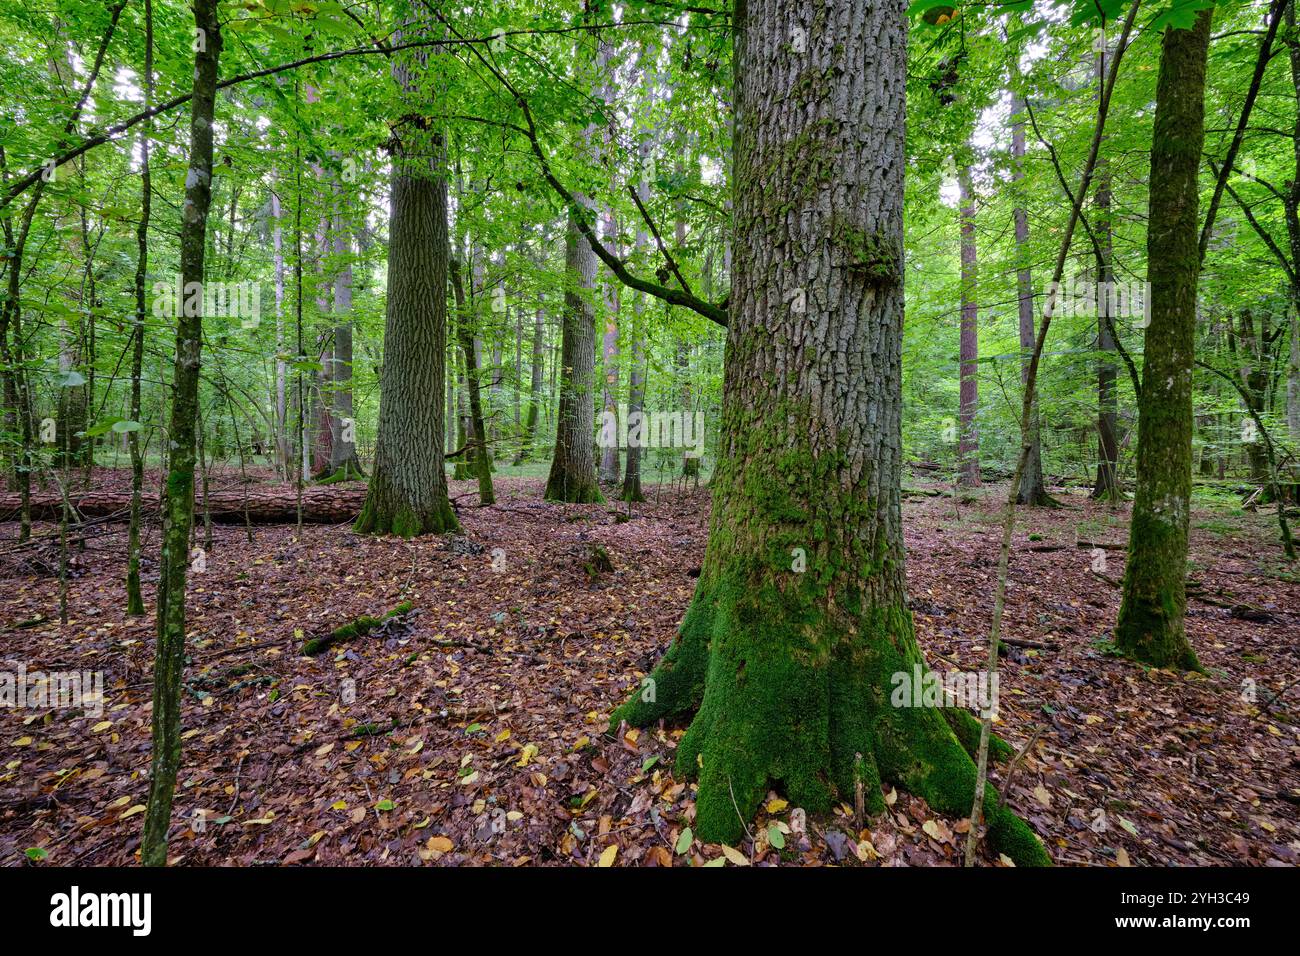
<box><xmin>1092</xmin><ymin>36</ymin><xmax>1120</xmax><ymax>501</ymax></box>
<box><xmin>354</xmin><ymin>13</ymin><xmax>458</xmax><ymax>536</ymax></box>
<box><xmin>957</xmin><ymin>164</ymin><xmax>980</xmax><ymax>487</ymax></box>
<box><xmin>1115</xmin><ymin>10</ymin><xmax>1212</xmax><ymax>672</ymax></box>
<box><xmin>544</xmin><ymin>207</ymin><xmax>603</xmax><ymax>503</ymax></box>
<box><xmin>141</xmin><ymin>0</ymin><xmax>221</xmax><ymax>867</ymax></box>
<box><xmin>599</xmin><ymin>207</ymin><xmax>621</xmax><ymax>485</ymax></box>
<box><xmin>126</xmin><ymin>0</ymin><xmax>153</xmax><ymax>617</ymax></box>
<box><xmin>610</xmin><ymin>0</ymin><xmax>1045</xmax><ymax>864</ymax></box>
<box><xmin>1010</xmin><ymin>89</ymin><xmax>1050</xmax><ymax>506</ymax></box>
<box><xmin>450</xmin><ymin>257</ymin><xmax>495</xmax><ymax>505</ymax></box>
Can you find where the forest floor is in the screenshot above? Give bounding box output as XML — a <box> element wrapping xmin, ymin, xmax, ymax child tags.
<box><xmin>1</xmin><ymin>468</ymin><xmax>1297</xmax><ymax>867</ymax></box>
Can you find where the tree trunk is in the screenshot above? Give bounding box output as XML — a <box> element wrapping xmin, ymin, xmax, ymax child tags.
<box><xmin>327</xmin><ymin>191</ymin><xmax>364</xmax><ymax>479</ymax></box>
<box><xmin>1092</xmin><ymin>37</ymin><xmax>1120</xmax><ymax>501</ymax></box>
<box><xmin>126</xmin><ymin>0</ymin><xmax>153</xmax><ymax>617</ymax></box>
<box><xmin>599</xmin><ymin>208</ymin><xmax>621</xmax><ymax>485</ymax></box>
<box><xmin>515</xmin><ymin>291</ymin><xmax>546</xmax><ymax>463</ymax></box>
<box><xmin>544</xmin><ymin>208</ymin><xmax>603</xmax><ymax>503</ymax></box>
<box><xmin>1115</xmin><ymin>9</ymin><xmax>1212</xmax><ymax>672</ymax></box>
<box><xmin>450</xmin><ymin>257</ymin><xmax>495</xmax><ymax>505</ymax></box>
<box><xmin>611</xmin><ymin>0</ymin><xmax>1046</xmax><ymax>865</ymax></box>
<box><xmin>141</xmin><ymin>0</ymin><xmax>221</xmax><ymax>867</ymax></box>
<box><xmin>1010</xmin><ymin>90</ymin><xmax>1050</xmax><ymax>506</ymax></box>
<box><xmin>957</xmin><ymin>164</ymin><xmax>980</xmax><ymax>487</ymax></box>
<box><xmin>354</xmin><ymin>20</ymin><xmax>458</xmax><ymax>537</ymax></box>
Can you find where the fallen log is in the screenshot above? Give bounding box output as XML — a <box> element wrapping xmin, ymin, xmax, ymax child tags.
<box><xmin>0</xmin><ymin>487</ymin><xmax>369</xmax><ymax>525</ymax></box>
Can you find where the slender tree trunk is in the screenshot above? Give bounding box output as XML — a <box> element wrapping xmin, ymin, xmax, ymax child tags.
<box><xmin>1115</xmin><ymin>9</ymin><xmax>1212</xmax><ymax>672</ymax></box>
<box><xmin>354</xmin><ymin>16</ymin><xmax>458</xmax><ymax>536</ymax></box>
<box><xmin>599</xmin><ymin>207</ymin><xmax>621</xmax><ymax>484</ymax></box>
<box><xmin>958</xmin><ymin>164</ymin><xmax>981</xmax><ymax>487</ymax></box>
<box><xmin>126</xmin><ymin>0</ymin><xmax>153</xmax><ymax>617</ymax></box>
<box><xmin>328</xmin><ymin>191</ymin><xmax>363</xmax><ymax>478</ymax></box>
<box><xmin>1093</xmin><ymin>36</ymin><xmax>1120</xmax><ymax>501</ymax></box>
<box><xmin>450</xmin><ymin>257</ymin><xmax>495</xmax><ymax>505</ymax></box>
<box><xmin>141</xmin><ymin>0</ymin><xmax>221</xmax><ymax>867</ymax></box>
<box><xmin>611</xmin><ymin>0</ymin><xmax>1045</xmax><ymax>864</ymax></box>
<box><xmin>1011</xmin><ymin>90</ymin><xmax>1050</xmax><ymax>506</ymax></box>
<box><xmin>516</xmin><ymin>291</ymin><xmax>546</xmax><ymax>463</ymax></box>
<box><xmin>544</xmin><ymin>208</ymin><xmax>603</xmax><ymax>503</ymax></box>
<box><xmin>272</xmin><ymin>185</ymin><xmax>289</xmax><ymax>476</ymax></box>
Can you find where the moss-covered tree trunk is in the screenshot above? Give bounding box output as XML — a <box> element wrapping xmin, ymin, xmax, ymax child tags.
<box><xmin>354</xmin><ymin>22</ymin><xmax>458</xmax><ymax>537</ymax></box>
<box><xmin>141</xmin><ymin>0</ymin><xmax>221</xmax><ymax>867</ymax></box>
<box><xmin>611</xmin><ymin>0</ymin><xmax>1047</xmax><ymax>865</ymax></box>
<box><xmin>1115</xmin><ymin>9</ymin><xmax>1212</xmax><ymax>671</ymax></box>
<box><xmin>957</xmin><ymin>164</ymin><xmax>981</xmax><ymax>487</ymax></box>
<box><xmin>544</xmin><ymin>208</ymin><xmax>603</xmax><ymax>503</ymax></box>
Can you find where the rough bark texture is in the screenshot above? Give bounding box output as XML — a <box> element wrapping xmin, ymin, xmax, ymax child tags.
<box><xmin>544</xmin><ymin>209</ymin><xmax>603</xmax><ymax>503</ymax></box>
<box><xmin>957</xmin><ymin>164</ymin><xmax>980</xmax><ymax>487</ymax></box>
<box><xmin>355</xmin><ymin>24</ymin><xmax>457</xmax><ymax>537</ymax></box>
<box><xmin>610</xmin><ymin>0</ymin><xmax>1046</xmax><ymax>865</ymax></box>
<box><xmin>141</xmin><ymin>0</ymin><xmax>221</xmax><ymax>867</ymax></box>
<box><xmin>1115</xmin><ymin>10</ymin><xmax>1212</xmax><ymax>672</ymax></box>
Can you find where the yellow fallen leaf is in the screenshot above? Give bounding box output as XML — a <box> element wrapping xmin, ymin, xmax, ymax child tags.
<box><xmin>720</xmin><ymin>845</ymin><xmax>750</xmax><ymax>866</ymax></box>
<box><xmin>597</xmin><ymin>844</ymin><xmax>618</xmax><ymax>867</ymax></box>
<box><xmin>1032</xmin><ymin>784</ymin><xmax>1052</xmax><ymax>807</ymax></box>
<box><xmin>119</xmin><ymin>804</ymin><xmax>146</xmax><ymax>819</ymax></box>
<box><xmin>1116</xmin><ymin>848</ymin><xmax>1131</xmax><ymax>867</ymax></box>
<box><xmin>10</xmin><ymin>737</ymin><xmax>33</xmax><ymax>747</ymax></box>
<box><xmin>428</xmin><ymin>836</ymin><xmax>453</xmax><ymax>853</ymax></box>
<box><xmin>765</xmin><ymin>798</ymin><xmax>789</xmax><ymax>814</ymax></box>
<box><xmin>91</xmin><ymin>721</ymin><xmax>113</xmax><ymax>733</ymax></box>
<box><xmin>516</xmin><ymin>744</ymin><xmax>538</xmax><ymax>768</ymax></box>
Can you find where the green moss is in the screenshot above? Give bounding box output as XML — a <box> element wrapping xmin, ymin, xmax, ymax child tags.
<box><xmin>611</xmin><ymin>566</ymin><xmax>1050</xmax><ymax>866</ymax></box>
<box><xmin>302</xmin><ymin>601</ymin><xmax>414</xmax><ymax>655</ymax></box>
<box><xmin>944</xmin><ymin>706</ymin><xmax>1014</xmax><ymax>762</ymax></box>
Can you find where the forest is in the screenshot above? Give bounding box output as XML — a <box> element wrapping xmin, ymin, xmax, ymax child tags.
<box><xmin>0</xmin><ymin>0</ymin><xmax>1297</xmax><ymax>882</ymax></box>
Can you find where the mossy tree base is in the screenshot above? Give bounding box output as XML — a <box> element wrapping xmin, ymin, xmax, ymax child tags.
<box><xmin>544</xmin><ymin>471</ymin><xmax>605</xmax><ymax>504</ymax></box>
<box><xmin>354</xmin><ymin>473</ymin><xmax>459</xmax><ymax>538</ymax></box>
<box><xmin>610</xmin><ymin>574</ymin><xmax>1049</xmax><ymax>866</ymax></box>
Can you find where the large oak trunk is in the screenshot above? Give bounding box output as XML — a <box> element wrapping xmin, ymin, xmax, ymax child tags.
<box><xmin>611</xmin><ymin>0</ymin><xmax>1046</xmax><ymax>864</ymax></box>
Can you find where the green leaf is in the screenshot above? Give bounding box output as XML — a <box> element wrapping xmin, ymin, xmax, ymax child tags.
<box><xmin>768</xmin><ymin>823</ymin><xmax>785</xmax><ymax>850</ymax></box>
<box><xmin>674</xmin><ymin>826</ymin><xmax>693</xmax><ymax>854</ymax></box>
<box><xmin>24</xmin><ymin>847</ymin><xmax>48</xmax><ymax>862</ymax></box>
